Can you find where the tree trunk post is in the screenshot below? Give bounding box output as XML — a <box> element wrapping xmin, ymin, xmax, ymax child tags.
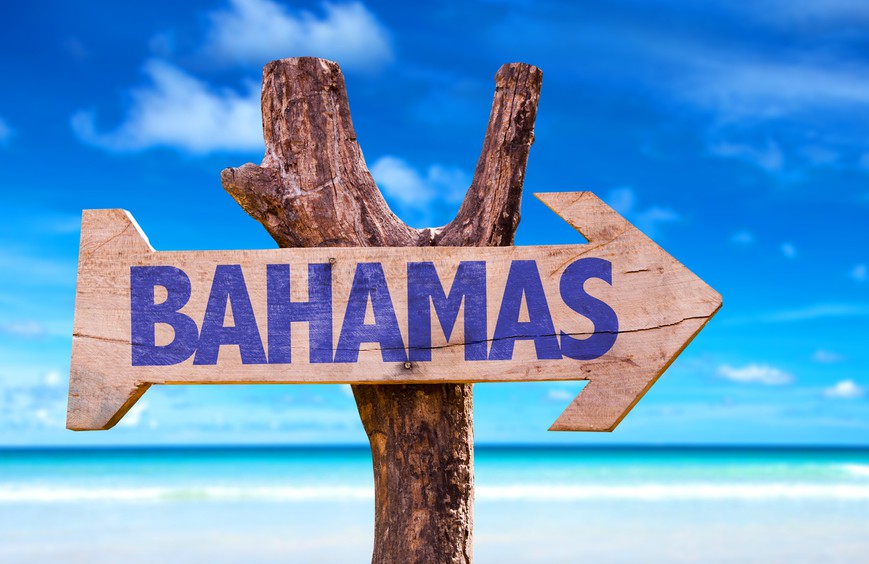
<box><xmin>222</xmin><ymin>57</ymin><xmax>542</xmax><ymax>563</ymax></box>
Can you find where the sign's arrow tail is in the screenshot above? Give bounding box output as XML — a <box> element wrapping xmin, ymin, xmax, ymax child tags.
<box><xmin>67</xmin><ymin>210</ymin><xmax>153</xmax><ymax>430</ymax></box>
<box><xmin>535</xmin><ymin>192</ymin><xmax>722</xmax><ymax>431</ymax></box>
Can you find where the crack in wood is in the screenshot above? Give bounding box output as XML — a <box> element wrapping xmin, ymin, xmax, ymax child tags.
<box><xmin>72</xmin><ymin>333</ymin><xmax>128</xmax><ymax>345</ymax></box>
<box><xmin>82</xmin><ymin>220</ymin><xmax>135</xmax><ymax>262</ymax></box>
<box><xmin>74</xmin><ymin>313</ymin><xmax>711</xmax><ymax>354</ymax></box>
<box><xmin>341</xmin><ymin>313</ymin><xmax>712</xmax><ymax>353</ymax></box>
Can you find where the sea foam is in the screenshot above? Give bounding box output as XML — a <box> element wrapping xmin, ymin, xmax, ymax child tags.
<box><xmin>841</xmin><ymin>464</ymin><xmax>869</xmax><ymax>478</ymax></box>
<box><xmin>3</xmin><ymin>483</ymin><xmax>869</xmax><ymax>504</ymax></box>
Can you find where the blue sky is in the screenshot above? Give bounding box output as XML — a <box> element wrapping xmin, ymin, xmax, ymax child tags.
<box><xmin>1</xmin><ymin>0</ymin><xmax>868</xmax><ymax>446</ymax></box>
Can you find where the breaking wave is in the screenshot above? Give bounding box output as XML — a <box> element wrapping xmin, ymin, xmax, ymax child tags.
<box><xmin>3</xmin><ymin>483</ymin><xmax>869</xmax><ymax>503</ymax></box>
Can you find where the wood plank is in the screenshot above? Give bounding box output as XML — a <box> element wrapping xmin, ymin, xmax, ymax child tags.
<box><xmin>67</xmin><ymin>191</ymin><xmax>721</xmax><ymax>431</ymax></box>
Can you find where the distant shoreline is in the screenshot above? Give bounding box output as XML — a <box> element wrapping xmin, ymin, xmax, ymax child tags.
<box><xmin>3</xmin><ymin>444</ymin><xmax>869</xmax><ymax>453</ymax></box>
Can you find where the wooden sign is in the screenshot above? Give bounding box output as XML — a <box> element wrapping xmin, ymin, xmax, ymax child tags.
<box><xmin>67</xmin><ymin>191</ymin><xmax>721</xmax><ymax>432</ymax></box>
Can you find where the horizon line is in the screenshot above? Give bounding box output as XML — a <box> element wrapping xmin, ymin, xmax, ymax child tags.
<box><xmin>3</xmin><ymin>443</ymin><xmax>869</xmax><ymax>452</ymax></box>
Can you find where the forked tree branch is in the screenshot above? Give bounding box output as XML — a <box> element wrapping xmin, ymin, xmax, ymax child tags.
<box><xmin>222</xmin><ymin>57</ymin><xmax>541</xmax><ymax>249</ymax></box>
<box><xmin>221</xmin><ymin>57</ymin><xmax>542</xmax><ymax>564</ymax></box>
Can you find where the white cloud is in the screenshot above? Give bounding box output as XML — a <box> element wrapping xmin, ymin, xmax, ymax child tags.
<box><xmin>623</xmin><ymin>22</ymin><xmax>869</xmax><ymax>176</ymax></box>
<box><xmin>0</xmin><ymin>368</ymin><xmax>68</xmax><ymax>430</ymax></box>
<box><xmin>692</xmin><ymin>55</ymin><xmax>869</xmax><ymax>176</ymax></box>
<box><xmin>800</xmin><ymin>145</ymin><xmax>839</xmax><ymax>167</ymax></box>
<box><xmin>0</xmin><ymin>116</ymin><xmax>11</xmax><ymax>145</ymax></box>
<box><xmin>119</xmin><ymin>401</ymin><xmax>149</xmax><ymax>428</ymax></box>
<box><xmin>717</xmin><ymin>363</ymin><xmax>794</xmax><ymax>385</ymax></box>
<box><xmin>635</xmin><ymin>207</ymin><xmax>680</xmax><ymax>235</ymax></box>
<box><xmin>0</xmin><ymin>321</ymin><xmax>46</xmax><ymax>339</ymax></box>
<box><xmin>33</xmin><ymin>213</ymin><xmax>81</xmax><ymax>235</ymax></box>
<box><xmin>851</xmin><ymin>264</ymin><xmax>867</xmax><ymax>282</ymax></box>
<box><xmin>607</xmin><ymin>187</ymin><xmax>680</xmax><ymax>238</ymax></box>
<box><xmin>502</xmin><ymin>2</ymin><xmax>869</xmax><ymax>177</ymax></box>
<box><xmin>71</xmin><ymin>60</ymin><xmax>262</xmax><ymax>154</ymax></box>
<box><xmin>813</xmin><ymin>350</ymin><xmax>844</xmax><ymax>363</ymax></box>
<box><xmin>33</xmin><ymin>408</ymin><xmax>56</xmax><ymax>427</ymax></box>
<box><xmin>824</xmin><ymin>379</ymin><xmax>864</xmax><ymax>399</ymax></box>
<box><xmin>727</xmin><ymin>302</ymin><xmax>869</xmax><ymax>325</ymax></box>
<box><xmin>202</xmin><ymin>0</ymin><xmax>392</xmax><ymax>71</ymax></box>
<box><xmin>677</xmin><ymin>47</ymin><xmax>869</xmax><ymax>123</ymax></box>
<box><xmin>69</xmin><ymin>1</ymin><xmax>392</xmax><ymax>155</ymax></box>
<box><xmin>781</xmin><ymin>243</ymin><xmax>797</xmax><ymax>259</ymax></box>
<box><xmin>708</xmin><ymin>139</ymin><xmax>783</xmax><ymax>173</ymax></box>
<box><xmin>741</xmin><ymin>0</ymin><xmax>869</xmax><ymax>26</ymax></box>
<box><xmin>0</xmin><ymin>317</ymin><xmax>68</xmax><ymax>339</ymax></box>
<box><xmin>690</xmin><ymin>56</ymin><xmax>869</xmax><ymax>175</ymax></box>
<box><xmin>0</xmin><ymin>249</ymin><xmax>77</xmax><ymax>286</ymax></box>
<box><xmin>547</xmin><ymin>388</ymin><xmax>573</xmax><ymax>402</ymax></box>
<box><xmin>61</xmin><ymin>37</ymin><xmax>90</xmax><ymax>62</ymax></box>
<box><xmin>606</xmin><ymin>187</ymin><xmax>636</xmax><ymax>215</ymax></box>
<box><xmin>44</xmin><ymin>371</ymin><xmax>62</xmax><ymax>387</ymax></box>
<box><xmin>369</xmin><ymin>155</ymin><xmax>470</xmax><ymax>226</ymax></box>
<box><xmin>770</xmin><ymin>303</ymin><xmax>869</xmax><ymax>321</ymax></box>
<box><xmin>731</xmin><ymin>230</ymin><xmax>754</xmax><ymax>245</ymax></box>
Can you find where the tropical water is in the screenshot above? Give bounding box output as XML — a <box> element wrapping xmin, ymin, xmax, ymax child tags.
<box><xmin>1</xmin><ymin>446</ymin><xmax>868</xmax><ymax>563</ymax></box>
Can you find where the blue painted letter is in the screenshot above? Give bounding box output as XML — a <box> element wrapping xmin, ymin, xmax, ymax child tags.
<box><xmin>335</xmin><ymin>263</ymin><xmax>407</xmax><ymax>363</ymax></box>
<box><xmin>267</xmin><ymin>263</ymin><xmax>333</xmax><ymax>364</ymax></box>
<box><xmin>489</xmin><ymin>260</ymin><xmax>561</xmax><ymax>360</ymax></box>
<box><xmin>407</xmin><ymin>261</ymin><xmax>487</xmax><ymax>361</ymax></box>
<box><xmin>194</xmin><ymin>265</ymin><xmax>266</xmax><ymax>365</ymax></box>
<box><xmin>130</xmin><ymin>266</ymin><xmax>199</xmax><ymax>366</ymax></box>
<box><xmin>559</xmin><ymin>258</ymin><xmax>618</xmax><ymax>360</ymax></box>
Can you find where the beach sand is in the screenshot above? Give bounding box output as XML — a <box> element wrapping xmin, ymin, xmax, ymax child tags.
<box><xmin>2</xmin><ymin>447</ymin><xmax>868</xmax><ymax>563</ymax></box>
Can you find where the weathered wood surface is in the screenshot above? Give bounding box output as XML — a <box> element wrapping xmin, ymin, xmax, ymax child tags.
<box><xmin>68</xmin><ymin>192</ymin><xmax>721</xmax><ymax>432</ymax></box>
<box><xmin>68</xmin><ymin>58</ymin><xmax>544</xmax><ymax>564</ymax></box>
<box><xmin>66</xmin><ymin>57</ymin><xmax>721</xmax><ymax>564</ymax></box>
<box><xmin>231</xmin><ymin>57</ymin><xmax>541</xmax><ymax>564</ymax></box>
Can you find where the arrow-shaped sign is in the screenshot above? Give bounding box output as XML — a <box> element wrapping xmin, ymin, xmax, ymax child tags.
<box><xmin>67</xmin><ymin>192</ymin><xmax>721</xmax><ymax>432</ymax></box>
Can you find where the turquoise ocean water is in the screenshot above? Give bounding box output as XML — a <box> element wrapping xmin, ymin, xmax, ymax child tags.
<box><xmin>2</xmin><ymin>446</ymin><xmax>868</xmax><ymax>563</ymax></box>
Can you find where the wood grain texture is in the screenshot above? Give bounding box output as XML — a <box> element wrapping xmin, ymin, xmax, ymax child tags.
<box><xmin>68</xmin><ymin>192</ymin><xmax>721</xmax><ymax>430</ymax></box>
<box><xmin>535</xmin><ymin>192</ymin><xmax>721</xmax><ymax>430</ymax></box>
<box><xmin>67</xmin><ymin>57</ymin><xmax>721</xmax><ymax>563</ymax></box>
<box><xmin>224</xmin><ymin>58</ymin><xmax>541</xmax><ymax>564</ymax></box>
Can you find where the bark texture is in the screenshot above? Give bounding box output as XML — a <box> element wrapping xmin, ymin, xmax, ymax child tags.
<box><xmin>222</xmin><ymin>57</ymin><xmax>542</xmax><ymax>564</ymax></box>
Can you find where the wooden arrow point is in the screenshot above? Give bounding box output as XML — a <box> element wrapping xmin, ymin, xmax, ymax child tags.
<box><xmin>538</xmin><ymin>191</ymin><xmax>722</xmax><ymax>431</ymax></box>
